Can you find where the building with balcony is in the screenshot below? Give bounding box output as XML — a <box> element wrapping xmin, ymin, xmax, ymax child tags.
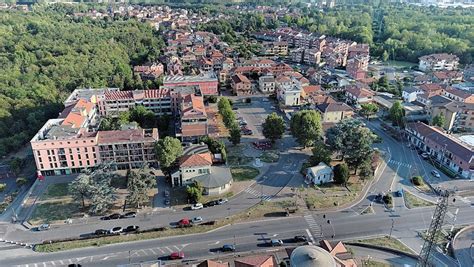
<box><xmin>163</xmin><ymin>73</ymin><xmax>218</xmax><ymax>95</ymax></box>
<box><xmin>419</xmin><ymin>53</ymin><xmax>459</xmax><ymax>72</ymax></box>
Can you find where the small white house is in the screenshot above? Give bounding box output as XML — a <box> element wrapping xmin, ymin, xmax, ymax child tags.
<box><xmin>306</xmin><ymin>162</ymin><xmax>334</xmax><ymax>185</ymax></box>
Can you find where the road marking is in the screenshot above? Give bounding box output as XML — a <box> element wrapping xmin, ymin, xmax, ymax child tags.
<box><xmin>158</xmin><ymin>248</ymin><xmax>165</xmax><ymax>253</ymax></box>
<box><xmin>149</xmin><ymin>248</ymin><xmax>158</xmax><ymax>255</ymax></box>
<box><xmin>214</xmin><ymin>241</ymin><xmax>220</xmax><ymax>245</ymax></box>
<box><xmin>141</xmin><ymin>250</ymin><xmax>149</xmax><ymax>256</ymax></box>
<box><xmin>173</xmin><ymin>245</ymin><xmax>180</xmax><ymax>251</ymax></box>
<box><xmin>165</xmin><ymin>246</ymin><xmax>173</xmax><ymax>253</ymax></box>
<box><xmin>306</xmin><ymin>229</ymin><xmax>315</xmax><ymax>244</ymax></box>
<box><xmin>58</xmin><ymin>260</ymin><xmax>63</xmax><ymax>265</ymax></box>
<box><xmin>34</xmin><ymin>263</ymin><xmax>37</xmax><ymax>267</ymax></box>
<box><xmin>50</xmin><ymin>261</ymin><xmax>55</xmax><ymax>266</ymax></box>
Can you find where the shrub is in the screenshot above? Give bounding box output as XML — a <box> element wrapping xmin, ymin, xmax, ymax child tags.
<box><xmin>0</xmin><ymin>183</ymin><xmax>6</xmax><ymax>192</ymax></box>
<box><xmin>208</xmin><ymin>95</ymin><xmax>218</xmax><ymax>103</ymax></box>
<box><xmin>383</xmin><ymin>194</ymin><xmax>393</xmax><ymax>205</ymax></box>
<box><xmin>412</xmin><ymin>176</ymin><xmax>423</xmax><ymax>186</ymax></box>
<box><xmin>16</xmin><ymin>177</ymin><xmax>28</xmax><ymax>186</ymax></box>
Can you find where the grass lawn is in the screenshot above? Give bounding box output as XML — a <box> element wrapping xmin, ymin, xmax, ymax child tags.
<box><xmin>34</xmin><ymin>201</ymin><xmax>299</xmax><ymax>252</ymax></box>
<box><xmin>30</xmin><ymin>201</ymin><xmax>81</xmax><ymax>225</ymax></box>
<box><xmin>352</xmin><ymin>236</ymin><xmax>413</xmax><ymax>254</ymax></box>
<box><xmin>226</xmin><ymin>145</ymin><xmax>252</xmax><ymax>166</ymax></box>
<box><xmin>260</xmin><ymin>150</ymin><xmax>280</xmax><ymax>163</ymax></box>
<box><xmin>385</xmin><ymin>60</ymin><xmax>416</xmax><ymax>68</ymax></box>
<box><xmin>40</xmin><ymin>183</ymin><xmax>69</xmax><ymax>200</ymax></box>
<box><xmin>360</xmin><ymin>260</ymin><xmax>390</xmax><ymax>267</ymax></box>
<box><xmin>230</xmin><ymin>166</ymin><xmax>260</xmax><ymax>181</ymax></box>
<box><xmin>403</xmin><ymin>191</ymin><xmax>434</xmax><ymax>209</ymax></box>
<box><xmin>201</xmin><ymin>191</ymin><xmax>234</xmax><ymax>204</ymax></box>
<box><xmin>304</xmin><ymin>182</ymin><xmax>363</xmax><ymax>210</ymax></box>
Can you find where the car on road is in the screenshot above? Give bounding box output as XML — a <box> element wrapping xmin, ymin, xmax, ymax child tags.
<box><xmin>169</xmin><ymin>251</ymin><xmax>184</xmax><ymax>260</ymax></box>
<box><xmin>375</xmin><ymin>193</ymin><xmax>384</xmax><ymax>203</ymax></box>
<box><xmin>221</xmin><ymin>244</ymin><xmax>235</xmax><ymax>252</ymax></box>
<box><xmin>192</xmin><ymin>216</ymin><xmax>203</xmax><ymax>224</ymax></box>
<box><xmin>37</xmin><ymin>223</ymin><xmax>50</xmax><ymax>231</ymax></box>
<box><xmin>123</xmin><ymin>225</ymin><xmax>139</xmax><ymax>233</ymax></box>
<box><xmin>204</xmin><ymin>200</ymin><xmax>218</xmax><ymax>207</ymax></box>
<box><xmin>94</xmin><ymin>229</ymin><xmax>108</xmax><ymax>236</ymax></box>
<box><xmin>217</xmin><ymin>198</ymin><xmax>228</xmax><ymax>205</ymax></box>
<box><xmin>121</xmin><ymin>212</ymin><xmax>136</xmax><ymax>218</ymax></box>
<box><xmin>101</xmin><ymin>213</ymin><xmax>121</xmax><ymax>220</ymax></box>
<box><xmin>431</xmin><ymin>170</ymin><xmax>441</xmax><ymax>178</ymax></box>
<box><xmin>191</xmin><ymin>203</ymin><xmax>204</xmax><ymax>210</ymax></box>
<box><xmin>395</xmin><ymin>189</ymin><xmax>403</xmax><ymax>197</ymax></box>
<box><xmin>271</xmin><ymin>239</ymin><xmax>283</xmax><ymax>246</ymax></box>
<box><xmin>293</xmin><ymin>235</ymin><xmax>308</xmax><ymax>242</ymax></box>
<box><xmin>178</xmin><ymin>218</ymin><xmax>191</xmax><ymax>227</ymax></box>
<box><xmin>109</xmin><ymin>227</ymin><xmax>123</xmax><ymax>234</ymax></box>
<box><xmin>421</xmin><ymin>153</ymin><xmax>429</xmax><ymax>159</ymax></box>
<box><xmin>241</xmin><ymin>127</ymin><xmax>253</xmax><ymax>135</ymax></box>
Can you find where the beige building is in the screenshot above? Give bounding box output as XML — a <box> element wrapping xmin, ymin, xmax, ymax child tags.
<box><xmin>316</xmin><ymin>102</ymin><xmax>354</xmax><ymax>123</ymax></box>
<box><xmin>259</xmin><ymin>75</ymin><xmax>276</xmax><ymax>93</ymax></box>
<box><xmin>231</xmin><ymin>74</ymin><xmax>252</xmax><ymax>96</ymax></box>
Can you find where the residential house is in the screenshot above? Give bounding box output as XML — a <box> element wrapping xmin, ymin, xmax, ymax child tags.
<box><xmin>305</xmin><ymin>162</ymin><xmax>334</xmax><ymax>185</ymax></box>
<box><xmin>402</xmin><ymin>86</ymin><xmax>424</xmax><ymax>103</ymax></box>
<box><xmin>259</xmin><ymin>75</ymin><xmax>276</xmax><ymax>93</ymax></box>
<box><xmin>231</xmin><ymin>74</ymin><xmax>252</xmax><ymax>96</ymax></box>
<box><xmin>432</xmin><ymin>71</ymin><xmax>463</xmax><ymax>84</ymax></box>
<box><xmin>429</xmin><ymin>97</ymin><xmax>474</xmax><ymax>132</ymax></box>
<box><xmin>443</xmin><ymin>87</ymin><xmax>474</xmax><ymax>103</ymax></box>
<box><xmin>300</xmin><ymin>85</ymin><xmax>321</xmax><ymax>100</ymax></box>
<box><xmin>416</xmin><ymin>83</ymin><xmax>444</xmax><ymax>105</ymax></box>
<box><xmin>133</xmin><ymin>62</ymin><xmax>164</xmax><ymax>80</ymax></box>
<box><xmin>348</xmin><ymin>44</ymin><xmax>369</xmax><ymax>58</ymax></box>
<box><xmin>316</xmin><ymin>102</ymin><xmax>354</xmax><ymax>123</ymax></box>
<box><xmin>345</xmin><ymin>85</ymin><xmax>375</xmax><ymax>106</ymax></box>
<box><xmin>320</xmin><ymin>240</ymin><xmax>358</xmax><ymax>267</ymax></box>
<box><xmin>234</xmin><ymin>255</ymin><xmax>275</xmax><ymax>267</ymax></box>
<box><xmin>177</xmin><ymin>93</ymin><xmax>208</xmax><ymax>142</ymax></box>
<box><xmin>346</xmin><ymin>55</ymin><xmax>369</xmax><ymax>80</ymax></box>
<box><xmin>197</xmin><ymin>260</ymin><xmax>229</xmax><ymax>267</ymax></box>
<box><xmin>419</xmin><ymin>53</ymin><xmax>459</xmax><ymax>72</ymax></box>
<box><xmin>406</xmin><ymin>122</ymin><xmax>473</xmax><ymax>179</ymax></box>
<box><xmin>302</xmin><ymin>48</ymin><xmax>321</xmax><ymax>66</ymax></box>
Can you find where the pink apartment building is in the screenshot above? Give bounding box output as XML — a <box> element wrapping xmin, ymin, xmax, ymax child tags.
<box><xmin>163</xmin><ymin>73</ymin><xmax>218</xmax><ymax>95</ymax></box>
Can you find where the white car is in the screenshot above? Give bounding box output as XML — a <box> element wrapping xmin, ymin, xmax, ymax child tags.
<box><xmin>431</xmin><ymin>170</ymin><xmax>441</xmax><ymax>178</ymax></box>
<box><xmin>192</xmin><ymin>216</ymin><xmax>203</xmax><ymax>224</ymax></box>
<box><xmin>109</xmin><ymin>227</ymin><xmax>123</xmax><ymax>234</ymax></box>
<box><xmin>37</xmin><ymin>223</ymin><xmax>50</xmax><ymax>231</ymax></box>
<box><xmin>191</xmin><ymin>203</ymin><xmax>203</xmax><ymax>210</ymax></box>
<box><xmin>271</xmin><ymin>239</ymin><xmax>283</xmax><ymax>246</ymax></box>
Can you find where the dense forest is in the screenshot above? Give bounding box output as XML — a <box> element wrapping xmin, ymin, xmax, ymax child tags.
<box><xmin>0</xmin><ymin>5</ymin><xmax>164</xmax><ymax>157</ymax></box>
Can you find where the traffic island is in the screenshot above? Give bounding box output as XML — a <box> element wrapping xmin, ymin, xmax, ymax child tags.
<box><xmin>403</xmin><ymin>191</ymin><xmax>435</xmax><ymax>209</ymax></box>
<box><xmin>349</xmin><ymin>236</ymin><xmax>414</xmax><ymax>255</ymax></box>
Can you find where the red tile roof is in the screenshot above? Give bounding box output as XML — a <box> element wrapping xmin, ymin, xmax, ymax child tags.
<box><xmin>179</xmin><ymin>152</ymin><xmax>212</xmax><ymax>167</ymax></box>
<box><xmin>234</xmin><ymin>255</ymin><xmax>274</xmax><ymax>267</ymax></box>
<box><xmin>232</xmin><ymin>74</ymin><xmax>251</xmax><ymax>84</ymax></box>
<box><xmin>302</xmin><ymin>85</ymin><xmax>321</xmax><ymax>95</ymax></box>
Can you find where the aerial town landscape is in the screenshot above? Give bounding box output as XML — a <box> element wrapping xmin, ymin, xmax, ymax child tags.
<box><xmin>0</xmin><ymin>0</ymin><xmax>473</xmax><ymax>266</ymax></box>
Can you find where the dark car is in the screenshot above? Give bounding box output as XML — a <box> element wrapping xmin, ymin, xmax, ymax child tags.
<box><xmin>121</xmin><ymin>212</ymin><xmax>136</xmax><ymax>218</ymax></box>
<box><xmin>395</xmin><ymin>190</ymin><xmax>403</xmax><ymax>197</ymax></box>
<box><xmin>164</xmin><ymin>199</ymin><xmax>171</xmax><ymax>205</ymax></box>
<box><xmin>221</xmin><ymin>244</ymin><xmax>235</xmax><ymax>252</ymax></box>
<box><xmin>101</xmin><ymin>213</ymin><xmax>121</xmax><ymax>220</ymax></box>
<box><xmin>123</xmin><ymin>225</ymin><xmax>139</xmax><ymax>232</ymax></box>
<box><xmin>293</xmin><ymin>235</ymin><xmax>308</xmax><ymax>242</ymax></box>
<box><xmin>375</xmin><ymin>193</ymin><xmax>384</xmax><ymax>203</ymax></box>
<box><xmin>204</xmin><ymin>201</ymin><xmax>217</xmax><ymax>208</ymax></box>
<box><xmin>94</xmin><ymin>229</ymin><xmax>108</xmax><ymax>236</ymax></box>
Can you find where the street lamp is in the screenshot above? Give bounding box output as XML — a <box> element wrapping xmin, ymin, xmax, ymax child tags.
<box><xmin>389</xmin><ymin>219</ymin><xmax>395</xmax><ymax>238</ymax></box>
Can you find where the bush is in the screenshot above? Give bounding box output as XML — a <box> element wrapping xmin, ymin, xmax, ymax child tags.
<box><xmin>16</xmin><ymin>177</ymin><xmax>28</xmax><ymax>186</ymax></box>
<box><xmin>207</xmin><ymin>95</ymin><xmax>218</xmax><ymax>103</ymax></box>
<box><xmin>0</xmin><ymin>183</ymin><xmax>6</xmax><ymax>192</ymax></box>
<box><xmin>383</xmin><ymin>194</ymin><xmax>393</xmax><ymax>205</ymax></box>
<box><xmin>412</xmin><ymin>176</ymin><xmax>423</xmax><ymax>186</ymax></box>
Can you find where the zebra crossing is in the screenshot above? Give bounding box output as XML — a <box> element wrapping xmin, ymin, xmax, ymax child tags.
<box><xmin>244</xmin><ymin>187</ymin><xmax>272</xmax><ymax>201</ymax></box>
<box><xmin>388</xmin><ymin>159</ymin><xmax>412</xmax><ymax>168</ymax></box>
<box><xmin>303</xmin><ymin>214</ymin><xmax>323</xmax><ymax>239</ymax></box>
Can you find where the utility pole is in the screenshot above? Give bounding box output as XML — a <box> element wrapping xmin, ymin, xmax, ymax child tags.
<box><xmin>389</xmin><ymin>219</ymin><xmax>394</xmax><ymax>238</ymax></box>
<box><xmin>418</xmin><ymin>190</ymin><xmax>450</xmax><ymax>267</ymax></box>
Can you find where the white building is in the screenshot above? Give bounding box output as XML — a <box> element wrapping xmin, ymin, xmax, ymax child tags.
<box><xmin>402</xmin><ymin>86</ymin><xmax>424</xmax><ymax>103</ymax></box>
<box><xmin>306</xmin><ymin>162</ymin><xmax>334</xmax><ymax>185</ymax></box>
<box><xmin>259</xmin><ymin>75</ymin><xmax>276</xmax><ymax>93</ymax></box>
<box><xmin>276</xmin><ymin>77</ymin><xmax>302</xmax><ymax>106</ymax></box>
<box><xmin>419</xmin><ymin>53</ymin><xmax>459</xmax><ymax>72</ymax></box>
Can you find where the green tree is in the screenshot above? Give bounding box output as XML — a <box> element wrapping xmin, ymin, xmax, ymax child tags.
<box><xmin>154</xmin><ymin>137</ymin><xmax>183</xmax><ymax>174</ymax></box>
<box><xmin>186</xmin><ymin>181</ymin><xmax>203</xmax><ymax>203</ymax></box>
<box><xmin>360</xmin><ymin>103</ymin><xmax>379</xmax><ymax>120</ymax></box>
<box><xmin>126</xmin><ymin>166</ymin><xmax>157</xmax><ymax>208</ymax></box>
<box><xmin>217</xmin><ymin>97</ymin><xmax>232</xmax><ymax>113</ymax></box>
<box><xmin>309</xmin><ymin>141</ymin><xmax>332</xmax><ymax>166</ymax></box>
<box><xmin>9</xmin><ymin>157</ymin><xmax>23</xmax><ymax>176</ymax></box>
<box><xmin>333</xmin><ymin>163</ymin><xmax>349</xmax><ymax>185</ymax></box>
<box><xmin>389</xmin><ymin>101</ymin><xmax>405</xmax><ymax>126</ymax></box>
<box><xmin>382</xmin><ymin>50</ymin><xmax>389</xmax><ymax>62</ymax></box>
<box><xmin>200</xmin><ymin>136</ymin><xmax>227</xmax><ymax>162</ymax></box>
<box><xmin>262</xmin><ymin>112</ymin><xmax>286</xmax><ymax>143</ymax></box>
<box><xmin>69</xmin><ymin>173</ymin><xmax>91</xmax><ymax>210</ymax></box>
<box><xmin>432</xmin><ymin>114</ymin><xmax>445</xmax><ymax>128</ymax></box>
<box><xmin>290</xmin><ymin>110</ymin><xmax>322</xmax><ymax>148</ymax></box>
<box><xmin>221</xmin><ymin>108</ymin><xmax>236</xmax><ymax>128</ymax></box>
<box><xmin>228</xmin><ymin>123</ymin><xmax>241</xmax><ymax>145</ymax></box>
<box><xmin>129</xmin><ymin>105</ymin><xmax>156</xmax><ymax>128</ymax></box>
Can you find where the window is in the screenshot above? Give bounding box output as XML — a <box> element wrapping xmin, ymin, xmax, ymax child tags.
<box><xmin>47</xmin><ymin>150</ymin><xmax>50</xmax><ymax>156</ymax></box>
<box><xmin>86</xmin><ymin>154</ymin><xmax>89</xmax><ymax>159</ymax></box>
<box><xmin>70</xmin><ymin>155</ymin><xmax>73</xmax><ymax>160</ymax></box>
<box><xmin>87</xmin><ymin>160</ymin><xmax>90</xmax><ymax>166</ymax></box>
<box><xmin>49</xmin><ymin>163</ymin><xmax>53</xmax><ymax>169</ymax></box>
<box><xmin>40</xmin><ymin>164</ymin><xmax>44</xmax><ymax>169</ymax></box>
<box><xmin>78</xmin><ymin>155</ymin><xmax>81</xmax><ymax>160</ymax></box>
<box><xmin>71</xmin><ymin>161</ymin><xmax>75</xmax><ymax>167</ymax></box>
<box><xmin>85</xmin><ymin>148</ymin><xmax>88</xmax><ymax>153</ymax></box>
<box><xmin>54</xmin><ymin>163</ymin><xmax>57</xmax><ymax>168</ymax></box>
<box><xmin>79</xmin><ymin>161</ymin><xmax>83</xmax><ymax>166</ymax></box>
<box><xmin>37</xmin><ymin>151</ymin><xmax>41</xmax><ymax>156</ymax></box>
<box><xmin>39</xmin><ymin>157</ymin><xmax>42</xmax><ymax>163</ymax></box>
<box><xmin>69</xmin><ymin>148</ymin><xmax>72</xmax><ymax>154</ymax></box>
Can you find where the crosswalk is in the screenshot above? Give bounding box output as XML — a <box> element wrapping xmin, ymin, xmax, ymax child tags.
<box><xmin>244</xmin><ymin>187</ymin><xmax>272</xmax><ymax>201</ymax></box>
<box><xmin>14</xmin><ymin>244</ymin><xmax>189</xmax><ymax>267</ymax></box>
<box><xmin>303</xmin><ymin>214</ymin><xmax>323</xmax><ymax>239</ymax></box>
<box><xmin>388</xmin><ymin>159</ymin><xmax>412</xmax><ymax>168</ymax></box>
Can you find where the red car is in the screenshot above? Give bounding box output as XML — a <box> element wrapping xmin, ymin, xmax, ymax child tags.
<box><xmin>178</xmin><ymin>218</ymin><xmax>190</xmax><ymax>227</ymax></box>
<box><xmin>169</xmin><ymin>251</ymin><xmax>184</xmax><ymax>260</ymax></box>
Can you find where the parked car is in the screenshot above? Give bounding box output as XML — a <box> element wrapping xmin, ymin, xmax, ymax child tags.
<box><xmin>101</xmin><ymin>213</ymin><xmax>121</xmax><ymax>220</ymax></box>
<box><xmin>375</xmin><ymin>193</ymin><xmax>384</xmax><ymax>203</ymax></box>
<box><xmin>109</xmin><ymin>227</ymin><xmax>123</xmax><ymax>234</ymax></box>
<box><xmin>121</xmin><ymin>212</ymin><xmax>136</xmax><ymax>218</ymax></box>
<box><xmin>204</xmin><ymin>201</ymin><xmax>217</xmax><ymax>207</ymax></box>
<box><xmin>191</xmin><ymin>203</ymin><xmax>203</xmax><ymax>210</ymax></box>
<box><xmin>123</xmin><ymin>225</ymin><xmax>139</xmax><ymax>233</ymax></box>
<box><xmin>395</xmin><ymin>190</ymin><xmax>403</xmax><ymax>197</ymax></box>
<box><xmin>431</xmin><ymin>170</ymin><xmax>441</xmax><ymax>178</ymax></box>
<box><xmin>164</xmin><ymin>199</ymin><xmax>170</xmax><ymax>205</ymax></box>
<box><xmin>37</xmin><ymin>223</ymin><xmax>50</xmax><ymax>231</ymax></box>
<box><xmin>293</xmin><ymin>235</ymin><xmax>308</xmax><ymax>242</ymax></box>
<box><xmin>221</xmin><ymin>244</ymin><xmax>235</xmax><ymax>252</ymax></box>
<box><xmin>178</xmin><ymin>218</ymin><xmax>191</xmax><ymax>227</ymax></box>
<box><xmin>217</xmin><ymin>198</ymin><xmax>228</xmax><ymax>205</ymax></box>
<box><xmin>94</xmin><ymin>229</ymin><xmax>108</xmax><ymax>236</ymax></box>
<box><xmin>271</xmin><ymin>239</ymin><xmax>283</xmax><ymax>246</ymax></box>
<box><xmin>421</xmin><ymin>153</ymin><xmax>429</xmax><ymax>159</ymax></box>
<box><xmin>192</xmin><ymin>216</ymin><xmax>203</xmax><ymax>224</ymax></box>
<box><xmin>241</xmin><ymin>128</ymin><xmax>253</xmax><ymax>135</ymax></box>
<box><xmin>169</xmin><ymin>251</ymin><xmax>184</xmax><ymax>260</ymax></box>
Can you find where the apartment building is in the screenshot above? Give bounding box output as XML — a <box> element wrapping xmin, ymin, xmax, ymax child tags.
<box><xmin>276</xmin><ymin>77</ymin><xmax>302</xmax><ymax>106</ymax></box>
<box><xmin>259</xmin><ymin>75</ymin><xmax>276</xmax><ymax>93</ymax></box>
<box><xmin>133</xmin><ymin>62</ymin><xmax>164</xmax><ymax>80</ymax></box>
<box><xmin>419</xmin><ymin>53</ymin><xmax>460</xmax><ymax>72</ymax></box>
<box><xmin>302</xmin><ymin>49</ymin><xmax>321</xmax><ymax>66</ymax></box>
<box><xmin>102</xmin><ymin>88</ymin><xmax>173</xmax><ymax>116</ymax></box>
<box><xmin>346</xmin><ymin>55</ymin><xmax>369</xmax><ymax>80</ymax></box>
<box><xmin>316</xmin><ymin>102</ymin><xmax>354</xmax><ymax>123</ymax></box>
<box><xmin>429</xmin><ymin>96</ymin><xmax>474</xmax><ymax>132</ymax></box>
<box><xmin>163</xmin><ymin>73</ymin><xmax>219</xmax><ymax>95</ymax></box>
<box><xmin>231</xmin><ymin>74</ymin><xmax>252</xmax><ymax>96</ymax></box>
<box><xmin>406</xmin><ymin>122</ymin><xmax>473</xmax><ymax>179</ymax></box>
<box><xmin>261</xmin><ymin>41</ymin><xmax>288</xmax><ymax>56</ymax></box>
<box><xmin>443</xmin><ymin>87</ymin><xmax>474</xmax><ymax>103</ymax></box>
<box><xmin>176</xmin><ymin>93</ymin><xmax>208</xmax><ymax>142</ymax></box>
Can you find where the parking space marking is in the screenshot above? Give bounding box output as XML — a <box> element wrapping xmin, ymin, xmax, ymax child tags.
<box><xmin>165</xmin><ymin>246</ymin><xmax>173</xmax><ymax>253</ymax></box>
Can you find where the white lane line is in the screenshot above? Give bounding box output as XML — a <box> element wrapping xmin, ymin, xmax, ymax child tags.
<box><xmin>149</xmin><ymin>248</ymin><xmax>158</xmax><ymax>255</ymax></box>
<box><xmin>173</xmin><ymin>245</ymin><xmax>180</xmax><ymax>251</ymax></box>
<box><xmin>141</xmin><ymin>250</ymin><xmax>149</xmax><ymax>256</ymax></box>
<box><xmin>50</xmin><ymin>261</ymin><xmax>56</xmax><ymax>266</ymax></box>
<box><xmin>158</xmin><ymin>248</ymin><xmax>165</xmax><ymax>253</ymax></box>
<box><xmin>306</xmin><ymin>229</ymin><xmax>315</xmax><ymax>244</ymax></box>
<box><xmin>165</xmin><ymin>246</ymin><xmax>173</xmax><ymax>253</ymax></box>
<box><xmin>33</xmin><ymin>264</ymin><xmax>37</xmax><ymax>267</ymax></box>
